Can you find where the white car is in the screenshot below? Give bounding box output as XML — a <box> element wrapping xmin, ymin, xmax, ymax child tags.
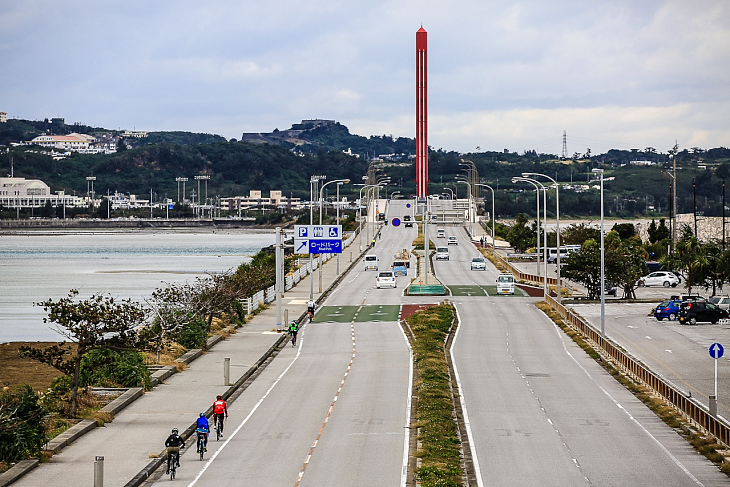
<box><xmin>447</xmin><ymin>236</ymin><xmax>458</xmax><ymax>245</ymax></box>
<box><xmin>639</xmin><ymin>271</ymin><xmax>680</xmax><ymax>288</ymax></box>
<box><xmin>435</xmin><ymin>247</ymin><xmax>449</xmax><ymax>260</ymax></box>
<box><xmin>470</xmin><ymin>257</ymin><xmax>486</xmax><ymax>270</ymax></box>
<box><xmin>375</xmin><ymin>270</ymin><xmax>397</xmax><ymax>288</ymax></box>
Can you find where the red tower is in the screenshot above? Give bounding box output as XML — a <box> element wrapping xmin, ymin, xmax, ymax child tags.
<box><xmin>416</xmin><ymin>27</ymin><xmax>428</xmax><ymax>199</ymax></box>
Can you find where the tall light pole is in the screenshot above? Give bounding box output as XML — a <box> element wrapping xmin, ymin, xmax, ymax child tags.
<box><xmin>309</xmin><ymin>175</ymin><xmax>326</xmax><ymax>301</ymax></box>
<box><xmin>456</xmin><ymin>178</ymin><xmax>473</xmax><ymax>236</ymax></box>
<box><xmin>195</xmin><ymin>175</ymin><xmax>210</xmax><ymax>218</ymax></box>
<box><xmin>524</xmin><ymin>172</ymin><xmax>561</xmax><ymax>302</ymax></box>
<box><xmin>475</xmin><ymin>183</ymin><xmax>495</xmax><ymax>256</ymax></box>
<box><xmin>443</xmin><ymin>187</ymin><xmax>454</xmax><ymax>200</ymax></box>
<box><xmin>86</xmin><ymin>176</ymin><xmax>96</xmax><ymax>209</ymax></box>
<box><xmin>593</xmin><ymin>168</ymin><xmax>605</xmax><ymax>336</ymax></box>
<box><xmin>336</xmin><ymin>181</ymin><xmax>343</xmax><ymax>274</ymax></box>
<box><xmin>513</xmin><ymin>177</ymin><xmax>545</xmax><ymax>294</ymax></box>
<box><xmin>176</xmin><ymin>177</ymin><xmax>187</xmax><ymax>206</ymax></box>
<box><xmin>319</xmin><ymin>179</ymin><xmax>350</xmax><ymax>224</ymax></box>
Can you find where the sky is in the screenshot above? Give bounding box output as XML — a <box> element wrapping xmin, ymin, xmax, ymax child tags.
<box><xmin>1</xmin><ymin>0</ymin><xmax>729</xmax><ymax>156</ymax></box>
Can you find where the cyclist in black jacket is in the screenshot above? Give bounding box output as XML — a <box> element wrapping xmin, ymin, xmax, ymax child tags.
<box><xmin>165</xmin><ymin>428</ymin><xmax>185</xmax><ymax>474</ymax></box>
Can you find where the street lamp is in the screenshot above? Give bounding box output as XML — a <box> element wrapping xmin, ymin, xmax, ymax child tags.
<box><xmin>320</xmin><ymin>179</ymin><xmax>350</xmax><ymax>224</ymax></box>
<box><xmin>592</xmin><ymin>168</ymin><xmax>605</xmax><ymax>336</ymax></box>
<box><xmin>86</xmin><ymin>176</ymin><xmax>96</xmax><ymax>209</ymax></box>
<box><xmin>512</xmin><ymin>177</ymin><xmax>547</xmax><ymax>295</ymax></box>
<box><xmin>455</xmin><ymin>178</ymin><xmax>473</xmax><ymax>236</ymax></box>
<box><xmin>475</xmin><ymin>183</ymin><xmax>495</xmax><ymax>256</ymax></box>
<box><xmin>175</xmin><ymin>177</ymin><xmax>188</xmax><ymax>205</ymax></box>
<box><xmin>443</xmin><ymin>187</ymin><xmax>454</xmax><ymax>200</ymax></box>
<box><xmin>309</xmin><ymin>175</ymin><xmax>326</xmax><ymax>301</ymax></box>
<box><xmin>195</xmin><ymin>175</ymin><xmax>210</xmax><ymax>218</ymax></box>
<box><xmin>523</xmin><ymin>172</ymin><xmax>562</xmax><ymax>302</ymax></box>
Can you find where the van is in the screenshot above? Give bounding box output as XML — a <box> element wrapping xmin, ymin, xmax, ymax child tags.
<box><xmin>392</xmin><ymin>260</ymin><xmax>408</xmax><ymax>276</ymax></box>
<box><xmin>435</xmin><ymin>247</ymin><xmax>449</xmax><ymax>260</ymax></box>
<box><xmin>363</xmin><ymin>254</ymin><xmax>379</xmax><ymax>271</ymax></box>
<box><xmin>496</xmin><ymin>274</ymin><xmax>515</xmax><ymax>295</ymax></box>
<box><xmin>437</xmin><ymin>229</ymin><xmax>446</xmax><ymax>238</ymax></box>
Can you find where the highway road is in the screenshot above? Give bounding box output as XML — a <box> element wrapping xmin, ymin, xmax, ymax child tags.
<box><xmin>151</xmin><ymin>201</ymin><xmax>417</xmax><ymax>486</ymax></box>
<box><xmin>147</xmin><ymin>199</ymin><xmax>728</xmax><ymax>486</ymax></box>
<box><xmin>429</xmin><ymin>222</ymin><xmax>727</xmax><ymax>486</ymax></box>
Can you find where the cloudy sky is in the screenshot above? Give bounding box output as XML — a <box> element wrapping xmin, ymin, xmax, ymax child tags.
<box><xmin>1</xmin><ymin>1</ymin><xmax>728</xmax><ymax>155</ymax></box>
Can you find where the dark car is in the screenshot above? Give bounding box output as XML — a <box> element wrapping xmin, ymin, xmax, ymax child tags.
<box><xmin>654</xmin><ymin>300</ymin><xmax>681</xmax><ymax>321</ymax></box>
<box><xmin>403</xmin><ymin>215</ymin><xmax>413</xmax><ymax>227</ymax></box>
<box><xmin>678</xmin><ymin>301</ymin><xmax>729</xmax><ymax>325</ymax></box>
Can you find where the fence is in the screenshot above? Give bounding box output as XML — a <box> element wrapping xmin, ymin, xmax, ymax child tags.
<box><xmin>242</xmin><ymin>228</ymin><xmax>359</xmax><ymax>315</ymax></box>
<box><xmin>545</xmin><ymin>293</ymin><xmax>730</xmax><ymax>447</ymax></box>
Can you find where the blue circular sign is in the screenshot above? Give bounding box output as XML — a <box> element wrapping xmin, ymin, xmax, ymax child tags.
<box><xmin>710</xmin><ymin>343</ymin><xmax>724</xmax><ymax>359</ymax></box>
<box><xmin>406</xmin><ymin>203</ymin><xmax>411</xmax><ymax>208</ymax></box>
<box><xmin>391</xmin><ymin>218</ymin><xmax>401</xmax><ymax>227</ymax></box>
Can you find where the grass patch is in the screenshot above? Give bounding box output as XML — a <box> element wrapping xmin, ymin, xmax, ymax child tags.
<box><xmin>536</xmin><ymin>301</ymin><xmax>730</xmax><ymax>477</ymax></box>
<box><xmin>405</xmin><ymin>302</ymin><xmax>463</xmax><ymax>487</ymax></box>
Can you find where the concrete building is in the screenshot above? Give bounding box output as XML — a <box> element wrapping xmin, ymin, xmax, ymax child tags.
<box><xmin>122</xmin><ymin>130</ymin><xmax>148</xmax><ymax>138</ymax></box>
<box><xmin>221</xmin><ymin>190</ymin><xmax>301</xmax><ymax>212</ymax></box>
<box><xmin>29</xmin><ymin>133</ymin><xmax>95</xmax><ymax>151</ymax></box>
<box><xmin>0</xmin><ymin>177</ymin><xmax>81</xmax><ymax>208</ymax></box>
<box><xmin>0</xmin><ymin>112</ymin><xmax>6</xmax><ymax>123</ymax></box>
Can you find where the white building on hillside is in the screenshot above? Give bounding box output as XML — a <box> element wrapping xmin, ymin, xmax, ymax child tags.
<box><xmin>29</xmin><ymin>133</ymin><xmax>95</xmax><ymax>151</ymax></box>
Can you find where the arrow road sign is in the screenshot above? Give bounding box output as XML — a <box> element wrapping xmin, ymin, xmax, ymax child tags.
<box><xmin>710</xmin><ymin>343</ymin><xmax>724</xmax><ymax>359</ymax></box>
<box><xmin>295</xmin><ymin>240</ymin><xmax>309</xmax><ymax>253</ymax></box>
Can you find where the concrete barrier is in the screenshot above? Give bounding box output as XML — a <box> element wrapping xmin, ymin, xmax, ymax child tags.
<box><xmin>0</xmin><ymin>460</ymin><xmax>39</xmax><ymax>487</ymax></box>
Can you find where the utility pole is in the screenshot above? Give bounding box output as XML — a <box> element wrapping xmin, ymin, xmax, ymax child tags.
<box><xmin>669</xmin><ymin>142</ymin><xmax>678</xmax><ymax>246</ymax></box>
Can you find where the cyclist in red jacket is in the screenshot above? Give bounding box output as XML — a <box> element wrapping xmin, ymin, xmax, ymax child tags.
<box><xmin>213</xmin><ymin>395</ymin><xmax>229</xmax><ymax>435</ymax></box>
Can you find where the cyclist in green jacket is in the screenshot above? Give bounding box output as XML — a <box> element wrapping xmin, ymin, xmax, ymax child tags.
<box><xmin>289</xmin><ymin>320</ymin><xmax>298</xmax><ymax>347</ymax></box>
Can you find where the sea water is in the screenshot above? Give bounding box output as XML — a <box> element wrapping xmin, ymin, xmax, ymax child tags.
<box><xmin>0</xmin><ymin>229</ymin><xmax>275</xmax><ymax>341</ymax></box>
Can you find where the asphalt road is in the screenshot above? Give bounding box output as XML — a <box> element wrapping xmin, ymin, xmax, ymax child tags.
<box><xmin>429</xmin><ymin>223</ymin><xmax>727</xmax><ymax>486</ymax></box>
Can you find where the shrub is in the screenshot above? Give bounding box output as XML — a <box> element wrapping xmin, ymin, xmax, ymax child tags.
<box><xmin>177</xmin><ymin>318</ymin><xmax>209</xmax><ymax>349</ymax></box>
<box><xmin>79</xmin><ymin>349</ymin><xmax>151</xmax><ymax>389</ymax></box>
<box><xmin>0</xmin><ymin>385</ymin><xmax>48</xmax><ymax>463</ymax></box>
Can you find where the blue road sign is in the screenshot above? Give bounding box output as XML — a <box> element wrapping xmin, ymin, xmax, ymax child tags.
<box><xmin>406</xmin><ymin>203</ymin><xmax>411</xmax><ymax>208</ymax></box>
<box><xmin>392</xmin><ymin>218</ymin><xmax>401</xmax><ymax>227</ymax></box>
<box><xmin>309</xmin><ymin>239</ymin><xmax>342</xmax><ymax>254</ymax></box>
<box><xmin>710</xmin><ymin>343</ymin><xmax>724</xmax><ymax>359</ymax></box>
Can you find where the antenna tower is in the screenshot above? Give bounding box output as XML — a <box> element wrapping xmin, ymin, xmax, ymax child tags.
<box><xmin>561</xmin><ymin>130</ymin><xmax>568</xmax><ymax>159</ymax></box>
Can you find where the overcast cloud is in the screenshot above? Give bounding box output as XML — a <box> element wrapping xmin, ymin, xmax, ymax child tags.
<box><xmin>1</xmin><ymin>0</ymin><xmax>728</xmax><ymax>155</ymax></box>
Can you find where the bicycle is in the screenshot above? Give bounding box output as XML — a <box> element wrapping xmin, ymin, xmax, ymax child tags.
<box><xmin>307</xmin><ymin>309</ymin><xmax>315</xmax><ymax>322</ymax></box>
<box><xmin>196</xmin><ymin>430</ymin><xmax>208</xmax><ymax>460</ymax></box>
<box><xmin>215</xmin><ymin>416</ymin><xmax>224</xmax><ymax>441</ymax></box>
<box><xmin>290</xmin><ymin>331</ymin><xmax>297</xmax><ymax>347</ymax></box>
<box><xmin>168</xmin><ymin>450</ymin><xmax>179</xmax><ymax>480</ymax></box>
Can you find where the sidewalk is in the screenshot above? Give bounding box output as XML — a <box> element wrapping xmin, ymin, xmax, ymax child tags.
<box><xmin>6</xmin><ymin>234</ymin><xmax>363</xmax><ymax>487</ymax></box>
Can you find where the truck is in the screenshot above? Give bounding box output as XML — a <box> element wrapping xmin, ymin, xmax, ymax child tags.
<box><xmin>496</xmin><ymin>274</ymin><xmax>515</xmax><ymax>295</ymax></box>
<box><xmin>394</xmin><ymin>248</ymin><xmax>410</xmax><ymax>267</ymax></box>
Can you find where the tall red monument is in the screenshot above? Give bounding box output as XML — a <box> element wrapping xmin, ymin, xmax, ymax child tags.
<box><xmin>416</xmin><ymin>26</ymin><xmax>428</xmax><ymax>199</ymax></box>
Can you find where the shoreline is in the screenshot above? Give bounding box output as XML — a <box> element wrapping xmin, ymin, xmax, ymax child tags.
<box><xmin>0</xmin><ymin>218</ymin><xmax>293</xmax><ymax>233</ymax></box>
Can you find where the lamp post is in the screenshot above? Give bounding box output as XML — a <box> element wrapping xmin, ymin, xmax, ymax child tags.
<box><xmin>319</xmin><ymin>179</ymin><xmax>350</xmax><ymax>224</ymax></box>
<box><xmin>336</xmin><ymin>181</ymin><xmax>344</xmax><ymax>274</ymax></box>
<box><xmin>456</xmin><ymin>178</ymin><xmax>473</xmax><ymax>236</ymax></box>
<box><xmin>593</xmin><ymin>168</ymin><xmax>605</xmax><ymax>336</ymax></box>
<box><xmin>195</xmin><ymin>175</ymin><xmax>210</xmax><ymax>218</ymax></box>
<box><xmin>513</xmin><ymin>177</ymin><xmax>546</xmax><ymax>295</ymax></box>
<box><xmin>175</xmin><ymin>177</ymin><xmax>187</xmax><ymax>205</ymax></box>
<box><xmin>309</xmin><ymin>175</ymin><xmax>326</xmax><ymax>301</ymax></box>
<box><xmin>443</xmin><ymin>187</ymin><xmax>454</xmax><ymax>200</ymax></box>
<box><xmin>86</xmin><ymin>176</ymin><xmax>96</xmax><ymax>209</ymax></box>
<box><xmin>475</xmin><ymin>183</ymin><xmax>495</xmax><ymax>256</ymax></box>
<box><xmin>523</xmin><ymin>172</ymin><xmax>562</xmax><ymax>302</ymax></box>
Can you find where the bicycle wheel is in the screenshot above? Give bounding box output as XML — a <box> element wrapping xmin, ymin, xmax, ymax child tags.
<box><xmin>170</xmin><ymin>455</ymin><xmax>176</xmax><ymax>480</ymax></box>
<box><xmin>198</xmin><ymin>435</ymin><xmax>204</xmax><ymax>460</ymax></box>
<box><xmin>216</xmin><ymin>421</ymin><xmax>222</xmax><ymax>441</ymax></box>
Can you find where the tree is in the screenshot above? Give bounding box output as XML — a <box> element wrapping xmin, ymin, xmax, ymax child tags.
<box><xmin>611</xmin><ymin>223</ymin><xmax>636</xmax><ymax>240</ymax></box>
<box><xmin>561</xmin><ymin>239</ymin><xmax>603</xmax><ymax>298</ymax></box>
<box><xmin>561</xmin><ymin>223</ymin><xmax>601</xmax><ymax>245</ymax></box>
<box><xmin>607</xmin><ymin>232</ymin><xmax>647</xmax><ymax>299</ymax></box>
<box><xmin>664</xmin><ymin>226</ymin><xmax>705</xmax><ymax>294</ymax></box>
<box><xmin>20</xmin><ymin>290</ymin><xmax>146</xmax><ymax>418</ymax></box>
<box><xmin>507</xmin><ymin>213</ymin><xmax>535</xmax><ymax>253</ymax></box>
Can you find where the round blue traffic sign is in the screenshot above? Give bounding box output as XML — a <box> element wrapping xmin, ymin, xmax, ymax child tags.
<box><xmin>391</xmin><ymin>218</ymin><xmax>401</xmax><ymax>227</ymax></box>
<box><xmin>710</xmin><ymin>343</ymin><xmax>724</xmax><ymax>359</ymax></box>
<box><xmin>406</xmin><ymin>203</ymin><xmax>411</xmax><ymax>208</ymax></box>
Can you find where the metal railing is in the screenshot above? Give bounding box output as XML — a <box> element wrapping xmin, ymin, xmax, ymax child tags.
<box><xmin>545</xmin><ymin>293</ymin><xmax>730</xmax><ymax>447</ymax></box>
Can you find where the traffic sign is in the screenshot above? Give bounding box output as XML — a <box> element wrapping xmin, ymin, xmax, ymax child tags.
<box><xmin>710</xmin><ymin>343</ymin><xmax>724</xmax><ymax>359</ymax></box>
<box><xmin>392</xmin><ymin>218</ymin><xmax>401</xmax><ymax>227</ymax></box>
<box><xmin>406</xmin><ymin>203</ymin><xmax>411</xmax><ymax>208</ymax></box>
<box><xmin>294</xmin><ymin>225</ymin><xmax>342</xmax><ymax>254</ymax></box>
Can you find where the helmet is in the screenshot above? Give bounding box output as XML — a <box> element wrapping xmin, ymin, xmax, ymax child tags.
<box><xmin>217</xmin><ymin>395</ymin><xmax>222</xmax><ymax>400</ymax></box>
<box><xmin>171</xmin><ymin>428</ymin><xmax>178</xmax><ymax>435</ymax></box>
<box><xmin>200</xmin><ymin>412</ymin><xmax>205</xmax><ymax>417</ymax></box>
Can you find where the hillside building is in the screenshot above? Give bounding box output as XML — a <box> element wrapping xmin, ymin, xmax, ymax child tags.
<box><xmin>0</xmin><ymin>112</ymin><xmax>6</xmax><ymax>123</ymax></box>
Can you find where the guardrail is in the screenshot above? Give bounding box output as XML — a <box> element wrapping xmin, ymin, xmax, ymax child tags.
<box><xmin>545</xmin><ymin>293</ymin><xmax>730</xmax><ymax>447</ymax></box>
<box><xmin>492</xmin><ymin>251</ymin><xmax>559</xmax><ymax>289</ymax></box>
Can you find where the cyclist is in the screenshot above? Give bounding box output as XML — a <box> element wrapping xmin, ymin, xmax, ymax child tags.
<box><xmin>196</xmin><ymin>413</ymin><xmax>209</xmax><ymax>452</ymax></box>
<box><xmin>213</xmin><ymin>395</ymin><xmax>228</xmax><ymax>436</ymax></box>
<box><xmin>307</xmin><ymin>299</ymin><xmax>316</xmax><ymax>321</ymax></box>
<box><xmin>289</xmin><ymin>320</ymin><xmax>299</xmax><ymax>347</ymax></box>
<box><xmin>165</xmin><ymin>428</ymin><xmax>185</xmax><ymax>474</ymax></box>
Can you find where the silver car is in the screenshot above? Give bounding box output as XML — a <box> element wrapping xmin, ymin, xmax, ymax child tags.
<box><xmin>639</xmin><ymin>271</ymin><xmax>680</xmax><ymax>288</ymax></box>
<box><xmin>470</xmin><ymin>257</ymin><xmax>486</xmax><ymax>270</ymax></box>
<box><xmin>709</xmin><ymin>295</ymin><xmax>730</xmax><ymax>310</ymax></box>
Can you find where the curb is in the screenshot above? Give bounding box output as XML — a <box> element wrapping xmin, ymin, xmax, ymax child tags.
<box><xmin>0</xmin><ymin>460</ymin><xmax>39</xmax><ymax>487</ymax></box>
<box><xmin>44</xmin><ymin>420</ymin><xmax>97</xmax><ymax>454</ymax></box>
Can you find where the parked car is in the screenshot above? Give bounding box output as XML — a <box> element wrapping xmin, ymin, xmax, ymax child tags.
<box><xmin>435</xmin><ymin>247</ymin><xmax>449</xmax><ymax>260</ymax></box>
<box><xmin>375</xmin><ymin>270</ymin><xmax>397</xmax><ymax>288</ymax></box>
<box><xmin>638</xmin><ymin>271</ymin><xmax>680</xmax><ymax>288</ymax></box>
<box><xmin>448</xmin><ymin>236</ymin><xmax>458</xmax><ymax>245</ymax></box>
<box><xmin>603</xmin><ymin>283</ymin><xmax>618</xmax><ymax>296</ymax></box>
<box><xmin>654</xmin><ymin>300</ymin><xmax>681</xmax><ymax>321</ymax></box>
<box><xmin>470</xmin><ymin>257</ymin><xmax>486</xmax><ymax>270</ymax></box>
<box><xmin>709</xmin><ymin>295</ymin><xmax>730</xmax><ymax>310</ymax></box>
<box><xmin>678</xmin><ymin>301</ymin><xmax>729</xmax><ymax>324</ymax></box>
<box><xmin>670</xmin><ymin>294</ymin><xmax>706</xmax><ymax>302</ymax></box>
